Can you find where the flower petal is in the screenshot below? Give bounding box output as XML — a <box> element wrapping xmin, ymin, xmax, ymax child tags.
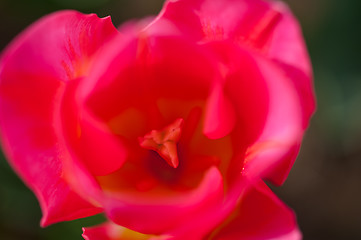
<box><xmin>203</xmin><ymin>82</ymin><xmax>236</xmax><ymax>139</ymax></box>
<box><xmin>210</xmin><ymin>181</ymin><xmax>301</xmax><ymax>240</ymax></box>
<box><xmin>104</xmin><ymin>167</ymin><xmax>224</xmax><ymax>234</ymax></box>
<box><xmin>82</xmin><ymin>222</ymin><xmax>167</xmax><ymax>240</ymax></box>
<box><xmin>151</xmin><ymin>4</ymin><xmax>309</xmax><ymax>184</ymax></box>
<box><xmin>202</xmin><ymin>40</ymin><xmax>306</xmax><ymax>185</ymax></box>
<box><xmin>205</xmin><ymin>41</ymin><xmax>269</xmax><ymax>147</ymax></box>
<box><xmin>58</xmin><ymin>78</ymin><xmax>128</xmax><ymax>177</ymax></box>
<box><xmin>0</xmin><ymin>10</ymin><xmax>117</xmax><ymax>225</ymax></box>
<box><xmin>244</xmin><ymin>54</ymin><xmax>303</xmax><ymax>184</ymax></box>
<box><xmin>81</xmin><ymin>32</ymin><xmax>218</xmax><ymax>123</ymax></box>
<box><xmin>159</xmin><ymin>0</ymin><xmax>310</xmax><ymax>70</ymax></box>
<box><xmin>158</xmin><ymin>0</ymin><xmax>315</xmax><ymax>130</ymax></box>
<box><xmin>159</xmin><ymin>0</ymin><xmax>281</xmax><ymax>45</ymax></box>
<box><xmin>266</xmin><ymin>2</ymin><xmax>316</xmax><ymax>129</ymax></box>
<box><xmin>83</xmin><ymin>224</ymin><xmax>112</xmax><ymax>240</ymax></box>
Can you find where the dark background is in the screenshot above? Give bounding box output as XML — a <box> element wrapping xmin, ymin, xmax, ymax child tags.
<box><xmin>0</xmin><ymin>0</ymin><xmax>360</xmax><ymax>239</ymax></box>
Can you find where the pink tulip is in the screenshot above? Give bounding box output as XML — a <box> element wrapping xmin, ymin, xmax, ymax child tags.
<box><xmin>0</xmin><ymin>0</ymin><xmax>315</xmax><ymax>239</ymax></box>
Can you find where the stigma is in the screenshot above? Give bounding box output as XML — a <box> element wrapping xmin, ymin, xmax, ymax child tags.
<box><xmin>139</xmin><ymin>118</ymin><xmax>184</xmax><ymax>168</ymax></box>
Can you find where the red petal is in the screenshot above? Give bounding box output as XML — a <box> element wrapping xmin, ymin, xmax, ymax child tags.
<box><xmin>83</xmin><ymin>224</ymin><xmax>112</xmax><ymax>240</ymax></box>
<box><xmin>158</xmin><ymin>0</ymin><xmax>315</xmax><ymax>133</ymax></box>
<box><xmin>266</xmin><ymin>2</ymin><xmax>316</xmax><ymax>128</ymax></box>
<box><xmin>203</xmin><ymin>82</ymin><xmax>236</xmax><ymax>139</ymax></box>
<box><xmin>204</xmin><ymin>38</ymin><xmax>305</xmax><ymax>185</ymax></box>
<box><xmin>82</xmin><ymin>222</ymin><xmax>163</xmax><ymax>240</ymax></box>
<box><xmin>0</xmin><ymin>10</ymin><xmax>117</xmax><ymax>225</ymax></box>
<box><xmin>159</xmin><ymin>0</ymin><xmax>311</xmax><ymax>72</ymax></box>
<box><xmin>243</xmin><ymin>54</ymin><xmax>303</xmax><ymax>184</ymax></box>
<box><xmin>104</xmin><ymin>167</ymin><xmax>224</xmax><ymax>234</ymax></box>
<box><xmin>211</xmin><ymin>181</ymin><xmax>301</xmax><ymax>240</ymax></box>
<box><xmin>205</xmin><ymin>41</ymin><xmax>269</xmax><ymax>147</ymax></box>
<box><xmin>82</xmin><ymin>33</ymin><xmax>218</xmax><ymax>123</ymax></box>
<box><xmin>58</xmin><ymin>79</ymin><xmax>128</xmax><ymax>177</ymax></box>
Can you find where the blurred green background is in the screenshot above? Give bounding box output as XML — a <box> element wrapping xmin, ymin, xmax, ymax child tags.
<box><xmin>0</xmin><ymin>0</ymin><xmax>360</xmax><ymax>239</ymax></box>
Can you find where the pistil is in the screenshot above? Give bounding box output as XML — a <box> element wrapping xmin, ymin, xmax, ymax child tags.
<box><xmin>139</xmin><ymin>118</ymin><xmax>184</xmax><ymax>168</ymax></box>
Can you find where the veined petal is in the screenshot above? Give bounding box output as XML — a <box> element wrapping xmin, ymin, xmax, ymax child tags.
<box><xmin>0</xmin><ymin>10</ymin><xmax>118</xmax><ymax>225</ymax></box>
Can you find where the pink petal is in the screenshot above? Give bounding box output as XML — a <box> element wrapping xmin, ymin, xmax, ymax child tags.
<box><xmin>160</xmin><ymin>174</ymin><xmax>250</xmax><ymax>239</ymax></box>
<box><xmin>77</xmin><ymin>30</ymin><xmax>222</xmax><ymax>143</ymax></box>
<box><xmin>243</xmin><ymin>54</ymin><xmax>303</xmax><ymax>184</ymax></box>
<box><xmin>159</xmin><ymin>0</ymin><xmax>282</xmax><ymax>45</ymax></box>
<box><xmin>275</xmin><ymin>61</ymin><xmax>316</xmax><ymax>130</ymax></box>
<box><xmin>266</xmin><ymin>3</ymin><xmax>316</xmax><ymax>128</ymax></box>
<box><xmin>204</xmin><ymin>38</ymin><xmax>305</xmax><ymax>185</ymax></box>
<box><xmin>158</xmin><ymin>0</ymin><xmax>315</xmax><ymax>133</ymax></box>
<box><xmin>267</xmin><ymin>2</ymin><xmax>312</xmax><ymax>79</ymax></box>
<box><xmin>159</xmin><ymin>0</ymin><xmax>311</xmax><ymax>72</ymax></box>
<box><xmin>104</xmin><ymin>167</ymin><xmax>224</xmax><ymax>234</ymax></box>
<box><xmin>82</xmin><ymin>222</ymin><xmax>166</xmax><ymax>240</ymax></box>
<box><xmin>203</xmin><ymin>82</ymin><xmax>236</xmax><ymax>139</ymax></box>
<box><xmin>58</xmin><ymin>79</ymin><xmax>128</xmax><ymax>177</ymax></box>
<box><xmin>83</xmin><ymin>224</ymin><xmax>112</xmax><ymax>240</ymax></box>
<box><xmin>211</xmin><ymin>181</ymin><xmax>301</xmax><ymax>240</ymax></box>
<box><xmin>152</xmin><ymin>0</ymin><xmax>312</xmax><ymax>183</ymax></box>
<box><xmin>205</xmin><ymin>41</ymin><xmax>269</xmax><ymax>147</ymax></box>
<box><xmin>50</xmin><ymin>24</ymin><xmax>228</xmax><ymax>233</ymax></box>
<box><xmin>81</xmin><ymin>32</ymin><xmax>218</xmax><ymax>119</ymax></box>
<box><xmin>0</xmin><ymin>10</ymin><xmax>118</xmax><ymax>225</ymax></box>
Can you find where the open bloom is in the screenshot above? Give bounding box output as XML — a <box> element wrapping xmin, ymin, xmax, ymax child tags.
<box><xmin>0</xmin><ymin>0</ymin><xmax>315</xmax><ymax>239</ymax></box>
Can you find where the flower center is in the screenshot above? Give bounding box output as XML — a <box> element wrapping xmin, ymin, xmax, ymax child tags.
<box><xmin>138</xmin><ymin>118</ymin><xmax>184</xmax><ymax>168</ymax></box>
